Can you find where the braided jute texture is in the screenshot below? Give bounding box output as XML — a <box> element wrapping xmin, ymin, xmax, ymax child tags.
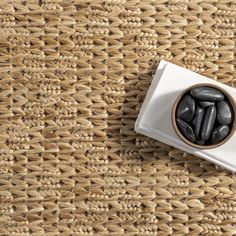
<box><xmin>1</xmin><ymin>0</ymin><xmax>236</xmax><ymax>235</ymax></box>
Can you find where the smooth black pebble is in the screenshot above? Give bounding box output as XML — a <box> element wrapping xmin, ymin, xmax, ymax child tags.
<box><xmin>211</xmin><ymin>124</ymin><xmax>230</xmax><ymax>144</ymax></box>
<box><xmin>176</xmin><ymin>118</ymin><xmax>195</xmax><ymax>142</ymax></box>
<box><xmin>190</xmin><ymin>86</ymin><xmax>224</xmax><ymax>102</ymax></box>
<box><xmin>192</xmin><ymin>106</ymin><xmax>205</xmax><ymax>137</ymax></box>
<box><xmin>199</xmin><ymin>101</ymin><xmax>215</xmax><ymax>108</ymax></box>
<box><xmin>176</xmin><ymin>95</ymin><xmax>195</xmax><ymax>122</ymax></box>
<box><xmin>201</xmin><ymin>105</ymin><xmax>216</xmax><ymax>141</ymax></box>
<box><xmin>195</xmin><ymin>139</ymin><xmax>205</xmax><ymax>145</ymax></box>
<box><xmin>217</xmin><ymin>101</ymin><xmax>233</xmax><ymax>125</ymax></box>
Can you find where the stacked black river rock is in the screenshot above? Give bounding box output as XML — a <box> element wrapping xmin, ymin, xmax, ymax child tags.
<box><xmin>176</xmin><ymin>86</ymin><xmax>234</xmax><ymax>146</ymax></box>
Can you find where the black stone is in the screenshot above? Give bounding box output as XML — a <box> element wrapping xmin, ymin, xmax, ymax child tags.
<box><xmin>217</xmin><ymin>101</ymin><xmax>233</xmax><ymax>125</ymax></box>
<box><xmin>192</xmin><ymin>106</ymin><xmax>205</xmax><ymax>137</ymax></box>
<box><xmin>176</xmin><ymin>118</ymin><xmax>195</xmax><ymax>142</ymax></box>
<box><xmin>190</xmin><ymin>86</ymin><xmax>224</xmax><ymax>102</ymax></box>
<box><xmin>199</xmin><ymin>101</ymin><xmax>215</xmax><ymax>108</ymax></box>
<box><xmin>211</xmin><ymin>124</ymin><xmax>230</xmax><ymax>144</ymax></box>
<box><xmin>201</xmin><ymin>105</ymin><xmax>216</xmax><ymax>141</ymax></box>
<box><xmin>195</xmin><ymin>139</ymin><xmax>205</xmax><ymax>145</ymax></box>
<box><xmin>176</xmin><ymin>95</ymin><xmax>195</xmax><ymax>122</ymax></box>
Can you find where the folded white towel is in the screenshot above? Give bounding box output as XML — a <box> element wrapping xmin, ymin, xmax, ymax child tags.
<box><xmin>135</xmin><ymin>60</ymin><xmax>236</xmax><ymax>172</ymax></box>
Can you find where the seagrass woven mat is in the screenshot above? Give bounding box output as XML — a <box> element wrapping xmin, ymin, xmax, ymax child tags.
<box><xmin>1</xmin><ymin>0</ymin><xmax>236</xmax><ymax>235</ymax></box>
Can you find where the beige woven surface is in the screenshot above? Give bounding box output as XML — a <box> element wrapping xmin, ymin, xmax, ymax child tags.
<box><xmin>0</xmin><ymin>0</ymin><xmax>236</xmax><ymax>235</ymax></box>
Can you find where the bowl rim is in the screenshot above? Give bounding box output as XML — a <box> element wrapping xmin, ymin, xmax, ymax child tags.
<box><xmin>171</xmin><ymin>83</ymin><xmax>236</xmax><ymax>149</ymax></box>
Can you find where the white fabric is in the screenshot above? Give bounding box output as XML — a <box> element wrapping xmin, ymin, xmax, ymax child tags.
<box><xmin>135</xmin><ymin>60</ymin><xmax>236</xmax><ymax>172</ymax></box>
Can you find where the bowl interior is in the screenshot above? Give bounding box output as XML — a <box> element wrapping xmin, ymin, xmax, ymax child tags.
<box><xmin>172</xmin><ymin>83</ymin><xmax>236</xmax><ymax>149</ymax></box>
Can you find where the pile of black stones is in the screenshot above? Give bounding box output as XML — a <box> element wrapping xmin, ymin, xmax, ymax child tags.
<box><xmin>176</xmin><ymin>86</ymin><xmax>234</xmax><ymax>146</ymax></box>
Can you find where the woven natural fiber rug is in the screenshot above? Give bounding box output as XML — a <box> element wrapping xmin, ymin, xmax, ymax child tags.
<box><xmin>1</xmin><ymin>0</ymin><xmax>236</xmax><ymax>235</ymax></box>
